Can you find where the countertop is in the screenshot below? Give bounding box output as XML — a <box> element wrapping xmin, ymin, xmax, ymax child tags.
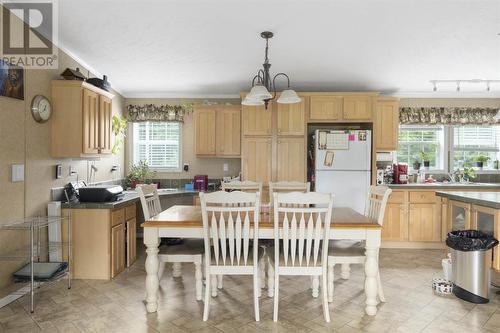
<box><xmin>387</xmin><ymin>182</ymin><xmax>500</xmax><ymax>190</ymax></box>
<box><xmin>435</xmin><ymin>191</ymin><xmax>500</xmax><ymax>209</ymax></box>
<box><xmin>61</xmin><ymin>188</ymin><xmax>202</xmax><ymax>209</ymax></box>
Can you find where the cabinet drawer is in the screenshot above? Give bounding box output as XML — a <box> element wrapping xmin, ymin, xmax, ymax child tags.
<box><xmin>125</xmin><ymin>204</ymin><xmax>136</xmax><ymax>220</ymax></box>
<box><xmin>388</xmin><ymin>191</ymin><xmax>405</xmax><ymax>204</ymax></box>
<box><xmin>409</xmin><ymin>191</ymin><xmax>438</xmax><ymax>203</ymax></box>
<box><xmin>111</xmin><ymin>208</ymin><xmax>125</xmax><ymax>227</ymax></box>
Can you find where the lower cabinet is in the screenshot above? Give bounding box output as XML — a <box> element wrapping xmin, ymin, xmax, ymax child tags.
<box><xmin>381</xmin><ymin>203</ymin><xmax>406</xmax><ymax>241</ymax></box>
<box><xmin>63</xmin><ymin>202</ymin><xmax>137</xmax><ymax>279</ymax></box>
<box><xmin>408</xmin><ymin>203</ymin><xmax>441</xmax><ymax>242</ymax></box>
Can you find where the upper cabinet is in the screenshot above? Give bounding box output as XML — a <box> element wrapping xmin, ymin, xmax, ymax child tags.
<box><xmin>276</xmin><ymin>98</ymin><xmax>306</xmax><ymax>136</ymax></box>
<box><xmin>52</xmin><ymin>80</ymin><xmax>114</xmax><ymax>158</ymax></box>
<box><xmin>276</xmin><ymin>137</ymin><xmax>306</xmax><ymax>182</ymax></box>
<box><xmin>309</xmin><ymin>96</ymin><xmax>342</xmax><ymax>121</ymax></box>
<box><xmin>242</xmin><ymin>104</ymin><xmax>272</xmax><ymax>136</ymax></box>
<box><xmin>374</xmin><ymin>97</ymin><xmax>400</xmax><ymax>151</ymax></box>
<box><xmin>194</xmin><ymin>105</ymin><xmax>241</xmax><ymax>157</ymax></box>
<box><xmin>343</xmin><ymin>96</ymin><xmax>373</xmax><ymax>120</ymax></box>
<box><xmin>216</xmin><ymin>105</ymin><xmax>241</xmax><ymax>157</ymax></box>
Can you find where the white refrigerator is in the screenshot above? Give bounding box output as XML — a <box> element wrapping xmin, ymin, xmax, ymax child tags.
<box><xmin>315</xmin><ymin>129</ymin><xmax>371</xmax><ymax>214</ymax></box>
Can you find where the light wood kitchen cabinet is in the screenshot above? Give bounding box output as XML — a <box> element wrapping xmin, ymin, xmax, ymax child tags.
<box><xmin>408</xmin><ymin>203</ymin><xmax>442</xmax><ymax>242</ymax></box>
<box><xmin>448</xmin><ymin>200</ymin><xmax>472</xmax><ymax>231</ymax></box>
<box><xmin>343</xmin><ymin>96</ymin><xmax>373</xmax><ymax>120</ymax></box>
<box><xmin>62</xmin><ymin>202</ymin><xmax>136</xmax><ymax>280</ymax></box>
<box><xmin>374</xmin><ymin>97</ymin><xmax>399</xmax><ymax>151</ymax></box>
<box><xmin>111</xmin><ymin>223</ymin><xmax>126</xmax><ymax>277</ymax></box>
<box><xmin>309</xmin><ymin>96</ymin><xmax>343</xmax><ymax>121</ymax></box>
<box><xmin>194</xmin><ymin>107</ymin><xmax>217</xmax><ymax>156</ymax></box>
<box><xmin>276</xmin><ymin>137</ymin><xmax>306</xmax><ymax>182</ymax></box>
<box><xmin>242</xmin><ymin>104</ymin><xmax>272</xmax><ymax>136</ymax></box>
<box><xmin>242</xmin><ymin>137</ymin><xmax>272</xmax><ymax>183</ymax></box>
<box><xmin>216</xmin><ymin>106</ymin><xmax>241</xmax><ymax>157</ymax></box>
<box><xmin>51</xmin><ymin>80</ymin><xmax>114</xmax><ymax>158</ymax></box>
<box><xmin>276</xmin><ymin>99</ymin><xmax>305</xmax><ymax>136</ymax></box>
<box><xmin>382</xmin><ymin>203</ymin><xmax>407</xmax><ymax>241</ymax></box>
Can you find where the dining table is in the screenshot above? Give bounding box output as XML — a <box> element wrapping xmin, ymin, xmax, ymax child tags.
<box><xmin>142</xmin><ymin>205</ymin><xmax>383</xmax><ymax>316</ymax></box>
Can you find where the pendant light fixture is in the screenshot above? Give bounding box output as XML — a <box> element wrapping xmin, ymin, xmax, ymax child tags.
<box><xmin>242</xmin><ymin>31</ymin><xmax>301</xmax><ymax>109</ymax></box>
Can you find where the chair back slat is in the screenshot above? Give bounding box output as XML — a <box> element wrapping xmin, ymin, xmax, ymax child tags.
<box><xmin>201</xmin><ymin>191</ymin><xmax>260</xmax><ymax>268</ymax></box>
<box><xmin>273</xmin><ymin>192</ymin><xmax>334</xmax><ymax>269</ymax></box>
<box><xmin>136</xmin><ymin>184</ymin><xmax>161</xmax><ymax>220</ymax></box>
<box><xmin>364</xmin><ymin>186</ymin><xmax>392</xmax><ymax>225</ymax></box>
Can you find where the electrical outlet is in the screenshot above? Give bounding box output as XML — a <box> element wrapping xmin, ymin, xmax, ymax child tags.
<box><xmin>223</xmin><ymin>163</ymin><xmax>229</xmax><ymax>172</ymax></box>
<box><xmin>69</xmin><ymin>165</ymin><xmax>77</xmax><ymax>176</ymax></box>
<box><xmin>11</xmin><ymin>164</ymin><xmax>24</xmax><ymax>182</ymax></box>
<box><xmin>183</xmin><ymin>163</ymin><xmax>189</xmax><ymax>172</ymax></box>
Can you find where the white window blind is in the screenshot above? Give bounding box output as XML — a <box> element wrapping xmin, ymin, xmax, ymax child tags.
<box><xmin>452</xmin><ymin>126</ymin><xmax>500</xmax><ymax>169</ymax></box>
<box><xmin>132</xmin><ymin>122</ymin><xmax>181</xmax><ymax>170</ymax></box>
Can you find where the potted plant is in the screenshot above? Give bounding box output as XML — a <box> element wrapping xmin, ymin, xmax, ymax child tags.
<box><xmin>473</xmin><ymin>154</ymin><xmax>490</xmax><ymax>170</ymax></box>
<box><xmin>413</xmin><ymin>160</ymin><xmax>421</xmax><ymax>171</ymax></box>
<box><xmin>125</xmin><ymin>160</ymin><xmax>155</xmax><ymax>188</ymax></box>
<box><xmin>454</xmin><ymin>164</ymin><xmax>476</xmax><ymax>183</ymax></box>
<box><xmin>419</xmin><ymin>150</ymin><xmax>431</xmax><ymax>168</ymax></box>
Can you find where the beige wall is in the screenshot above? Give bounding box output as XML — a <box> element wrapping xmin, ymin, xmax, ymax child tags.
<box><xmin>0</xmin><ymin>16</ymin><xmax>125</xmax><ymax>288</ymax></box>
<box><xmin>125</xmin><ymin>98</ymin><xmax>241</xmax><ymax>180</ymax></box>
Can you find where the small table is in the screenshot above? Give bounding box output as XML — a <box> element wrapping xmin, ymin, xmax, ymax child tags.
<box><xmin>142</xmin><ymin>205</ymin><xmax>382</xmax><ymax>315</ymax></box>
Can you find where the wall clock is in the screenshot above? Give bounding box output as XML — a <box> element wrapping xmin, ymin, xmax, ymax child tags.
<box><xmin>31</xmin><ymin>95</ymin><xmax>52</xmax><ymax>123</ymax></box>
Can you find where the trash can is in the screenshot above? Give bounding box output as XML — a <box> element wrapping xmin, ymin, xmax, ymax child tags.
<box><xmin>446</xmin><ymin>230</ymin><xmax>498</xmax><ymax>303</ymax></box>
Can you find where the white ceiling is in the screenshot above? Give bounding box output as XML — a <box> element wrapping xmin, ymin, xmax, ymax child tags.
<box><xmin>57</xmin><ymin>0</ymin><xmax>500</xmax><ymax>98</ymax></box>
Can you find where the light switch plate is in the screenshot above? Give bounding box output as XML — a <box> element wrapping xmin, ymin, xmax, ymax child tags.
<box><xmin>223</xmin><ymin>163</ymin><xmax>229</xmax><ymax>172</ymax></box>
<box><xmin>11</xmin><ymin>164</ymin><xmax>24</xmax><ymax>182</ymax></box>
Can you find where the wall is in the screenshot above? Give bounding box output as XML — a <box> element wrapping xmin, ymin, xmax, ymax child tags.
<box><xmin>0</xmin><ymin>11</ymin><xmax>125</xmax><ymax>289</ymax></box>
<box><xmin>125</xmin><ymin>98</ymin><xmax>241</xmax><ymax>180</ymax></box>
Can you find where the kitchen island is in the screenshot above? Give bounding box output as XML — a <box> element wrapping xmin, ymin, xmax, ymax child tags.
<box><xmin>436</xmin><ymin>191</ymin><xmax>500</xmax><ymax>285</ymax></box>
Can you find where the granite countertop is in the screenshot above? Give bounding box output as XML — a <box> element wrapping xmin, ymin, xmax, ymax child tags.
<box><xmin>387</xmin><ymin>182</ymin><xmax>500</xmax><ymax>190</ymax></box>
<box><xmin>61</xmin><ymin>188</ymin><xmax>203</xmax><ymax>209</ymax></box>
<box><xmin>435</xmin><ymin>191</ymin><xmax>500</xmax><ymax>209</ymax></box>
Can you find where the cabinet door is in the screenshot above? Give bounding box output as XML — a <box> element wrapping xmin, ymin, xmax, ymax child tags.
<box><xmin>408</xmin><ymin>203</ymin><xmax>441</xmax><ymax>242</ymax></box>
<box><xmin>126</xmin><ymin>218</ymin><xmax>137</xmax><ymax>267</ymax></box>
<box><xmin>343</xmin><ymin>96</ymin><xmax>373</xmax><ymax>120</ymax></box>
<box><xmin>242</xmin><ymin>104</ymin><xmax>272</xmax><ymax>136</ymax></box>
<box><xmin>276</xmin><ymin>137</ymin><xmax>306</xmax><ymax>182</ymax></box>
<box><xmin>382</xmin><ymin>203</ymin><xmax>406</xmax><ymax>241</ymax></box>
<box><xmin>82</xmin><ymin>89</ymin><xmax>100</xmax><ymax>154</ymax></box>
<box><xmin>99</xmin><ymin>95</ymin><xmax>113</xmax><ymax>154</ymax></box>
<box><xmin>111</xmin><ymin>223</ymin><xmax>125</xmax><ymax>278</ymax></box>
<box><xmin>375</xmin><ymin>98</ymin><xmax>399</xmax><ymax>151</ymax></box>
<box><xmin>217</xmin><ymin>106</ymin><xmax>241</xmax><ymax>156</ymax></box>
<box><xmin>277</xmin><ymin>99</ymin><xmax>305</xmax><ymax>136</ymax></box>
<box><xmin>242</xmin><ymin>137</ymin><xmax>272</xmax><ymax>183</ymax></box>
<box><xmin>309</xmin><ymin>96</ymin><xmax>343</xmax><ymax>121</ymax></box>
<box><xmin>195</xmin><ymin>108</ymin><xmax>216</xmax><ymax>155</ymax></box>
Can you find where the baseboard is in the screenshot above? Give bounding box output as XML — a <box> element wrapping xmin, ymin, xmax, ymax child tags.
<box><xmin>381</xmin><ymin>241</ymin><xmax>446</xmax><ymax>249</ymax></box>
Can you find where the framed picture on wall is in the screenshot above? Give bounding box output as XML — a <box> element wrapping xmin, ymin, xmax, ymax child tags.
<box><xmin>0</xmin><ymin>60</ymin><xmax>24</xmax><ymax>100</ymax></box>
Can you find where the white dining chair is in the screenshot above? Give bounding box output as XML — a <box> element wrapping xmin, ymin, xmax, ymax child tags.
<box><xmin>269</xmin><ymin>181</ymin><xmax>310</xmax><ymax>206</ymax></box>
<box><xmin>219</xmin><ymin>180</ymin><xmax>264</xmax><ymax>290</ymax></box>
<box><xmin>136</xmin><ymin>184</ymin><xmax>204</xmax><ymax>300</ymax></box>
<box><xmin>269</xmin><ymin>191</ymin><xmax>334</xmax><ymax>322</ymax></box>
<box><xmin>327</xmin><ymin>185</ymin><xmax>392</xmax><ymax>303</ymax></box>
<box><xmin>200</xmin><ymin>190</ymin><xmax>263</xmax><ymax>321</ymax></box>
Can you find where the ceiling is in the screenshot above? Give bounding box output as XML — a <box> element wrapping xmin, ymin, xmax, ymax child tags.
<box><xmin>57</xmin><ymin>0</ymin><xmax>500</xmax><ymax>98</ymax></box>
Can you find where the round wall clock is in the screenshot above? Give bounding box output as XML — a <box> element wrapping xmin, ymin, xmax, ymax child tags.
<box><xmin>31</xmin><ymin>95</ymin><xmax>52</xmax><ymax>123</ymax></box>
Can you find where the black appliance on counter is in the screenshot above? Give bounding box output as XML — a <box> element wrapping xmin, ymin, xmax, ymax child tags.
<box><xmin>78</xmin><ymin>185</ymin><xmax>124</xmax><ymax>202</ymax></box>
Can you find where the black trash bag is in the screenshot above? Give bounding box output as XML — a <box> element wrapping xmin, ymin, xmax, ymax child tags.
<box><xmin>446</xmin><ymin>230</ymin><xmax>499</xmax><ymax>251</ymax></box>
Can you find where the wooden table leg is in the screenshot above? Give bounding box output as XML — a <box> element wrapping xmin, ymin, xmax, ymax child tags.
<box><xmin>364</xmin><ymin>229</ymin><xmax>381</xmax><ymax>316</ymax></box>
<box><xmin>144</xmin><ymin>227</ymin><xmax>160</xmax><ymax>313</ymax></box>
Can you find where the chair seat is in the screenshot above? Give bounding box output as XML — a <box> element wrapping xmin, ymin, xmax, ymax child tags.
<box><xmin>329</xmin><ymin>240</ymin><xmax>365</xmax><ymax>257</ymax></box>
<box><xmin>159</xmin><ymin>239</ymin><xmax>204</xmax><ymax>256</ymax></box>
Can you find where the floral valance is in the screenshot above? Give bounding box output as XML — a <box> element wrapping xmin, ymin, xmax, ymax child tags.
<box><xmin>127</xmin><ymin>103</ymin><xmax>193</xmax><ymax>122</ymax></box>
<box><xmin>399</xmin><ymin>107</ymin><xmax>500</xmax><ymax>125</ymax></box>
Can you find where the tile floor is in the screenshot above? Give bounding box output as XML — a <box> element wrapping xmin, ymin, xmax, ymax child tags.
<box><xmin>1</xmin><ymin>247</ymin><xmax>499</xmax><ymax>332</ymax></box>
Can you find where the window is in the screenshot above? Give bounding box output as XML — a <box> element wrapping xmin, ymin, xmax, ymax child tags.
<box><xmin>452</xmin><ymin>126</ymin><xmax>500</xmax><ymax>170</ymax></box>
<box><xmin>397</xmin><ymin>125</ymin><xmax>445</xmax><ymax>170</ymax></box>
<box><xmin>132</xmin><ymin>122</ymin><xmax>182</xmax><ymax>171</ymax></box>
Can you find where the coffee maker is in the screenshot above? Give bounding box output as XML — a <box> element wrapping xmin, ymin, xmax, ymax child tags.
<box><xmin>392</xmin><ymin>163</ymin><xmax>409</xmax><ymax>184</ymax></box>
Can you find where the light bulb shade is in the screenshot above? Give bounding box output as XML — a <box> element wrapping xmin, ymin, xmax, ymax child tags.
<box><xmin>277</xmin><ymin>89</ymin><xmax>301</xmax><ymax>104</ymax></box>
<box><xmin>247</xmin><ymin>84</ymin><xmax>272</xmax><ymax>100</ymax></box>
<box><xmin>242</xmin><ymin>95</ymin><xmax>265</xmax><ymax>106</ymax></box>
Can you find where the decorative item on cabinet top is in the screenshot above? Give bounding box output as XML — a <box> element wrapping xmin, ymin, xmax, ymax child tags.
<box><xmin>86</xmin><ymin>75</ymin><xmax>111</xmax><ymax>92</ymax></box>
<box><xmin>126</xmin><ymin>102</ymin><xmax>193</xmax><ymax>122</ymax></box>
<box><xmin>60</xmin><ymin>67</ymin><xmax>86</xmax><ymax>81</ymax></box>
